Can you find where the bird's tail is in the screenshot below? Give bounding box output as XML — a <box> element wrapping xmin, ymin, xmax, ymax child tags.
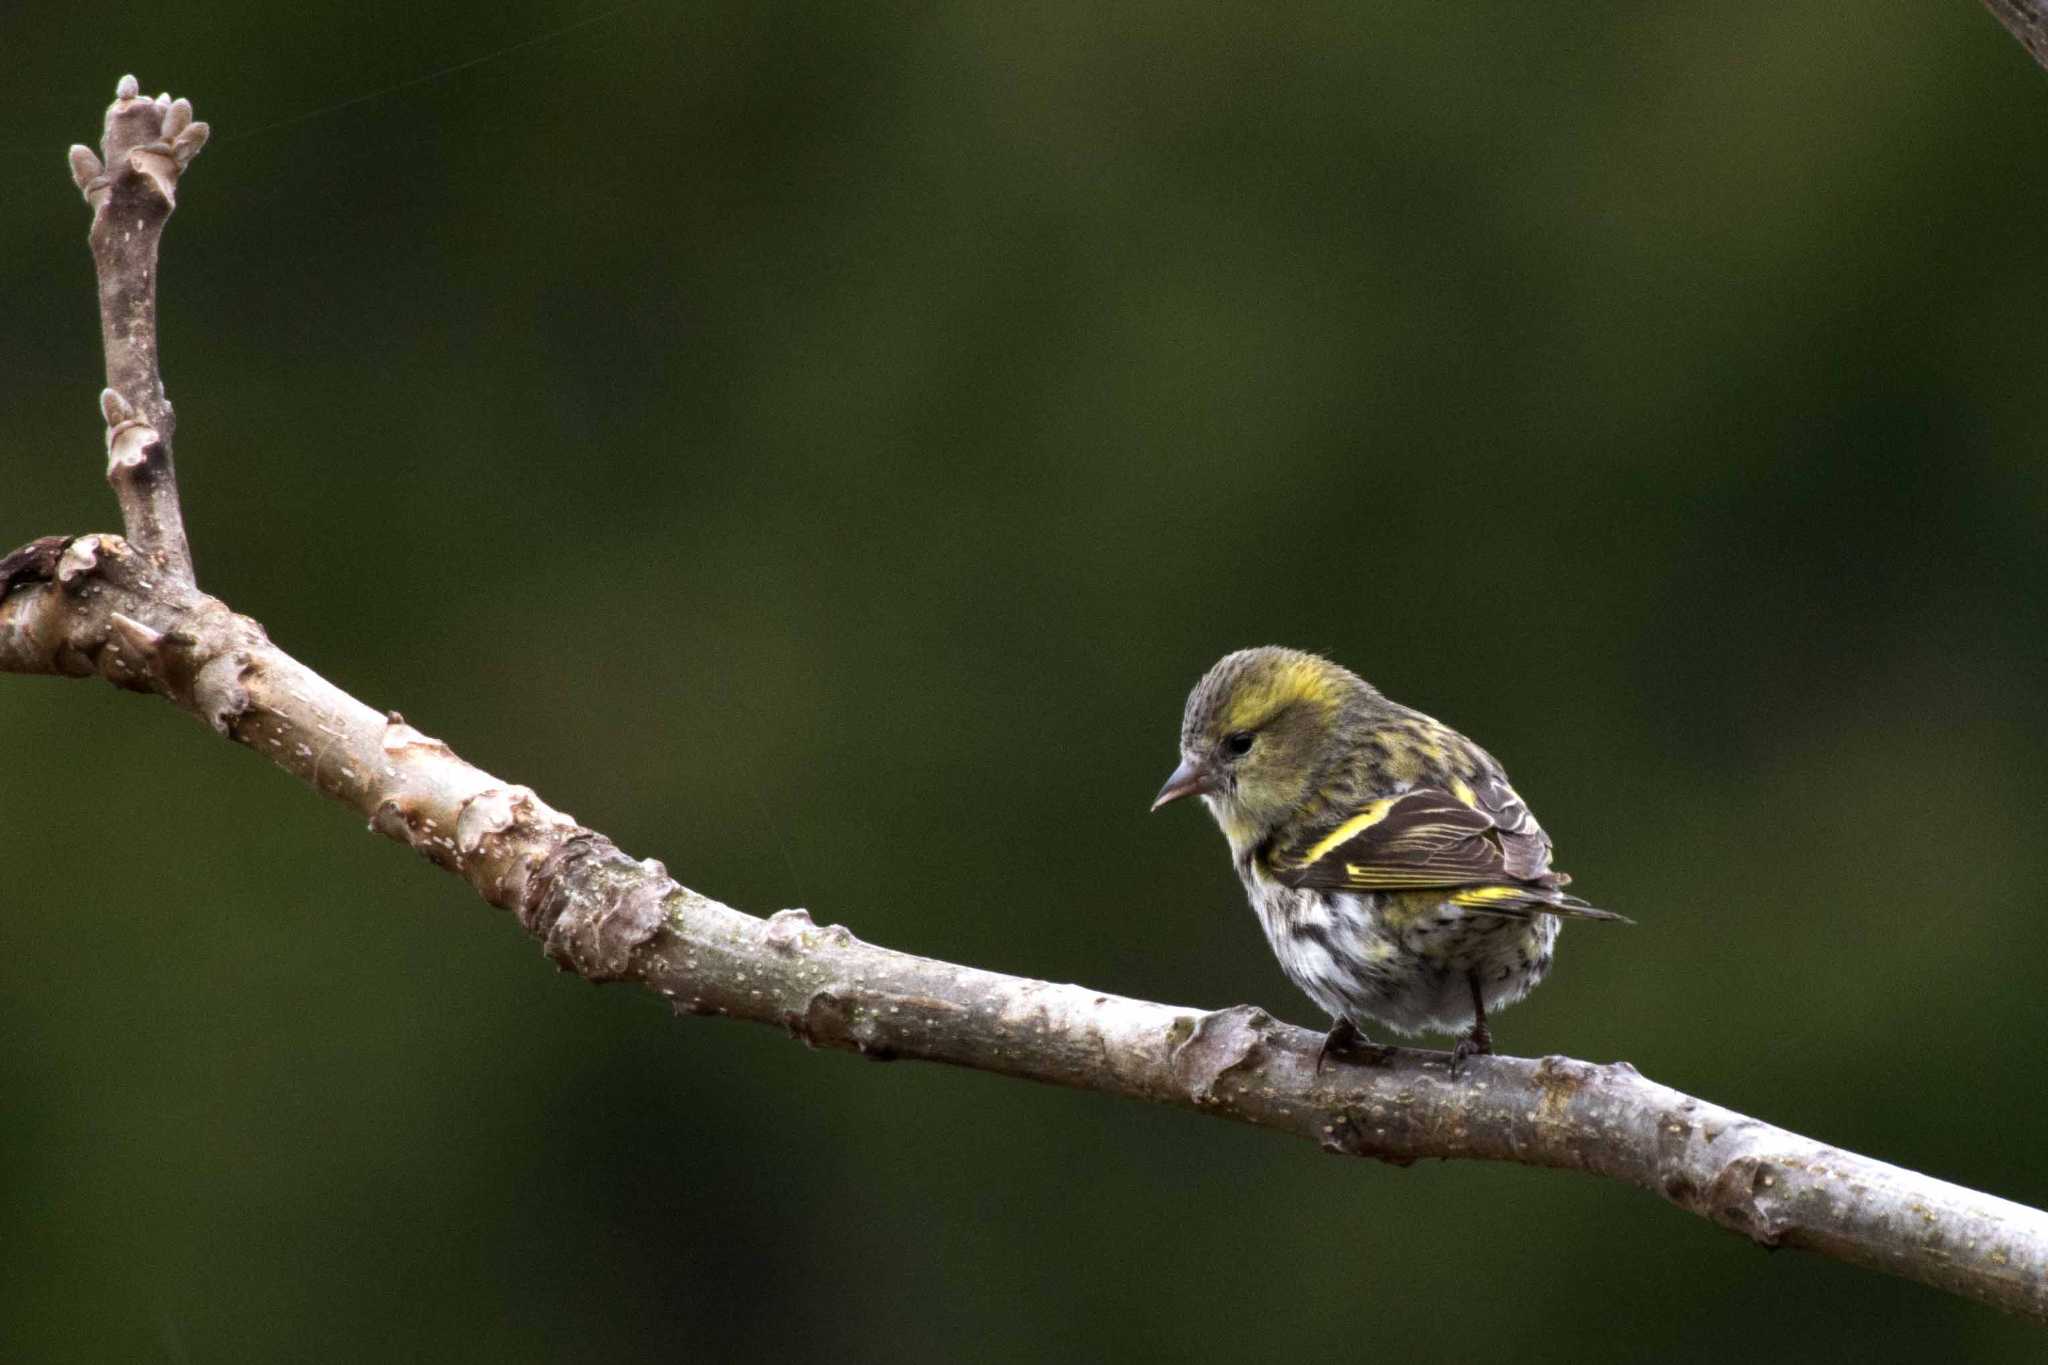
<box><xmin>1448</xmin><ymin>884</ymin><xmax>1633</xmax><ymax>925</ymax></box>
<box><xmin>1546</xmin><ymin>892</ymin><xmax>1632</xmax><ymax>925</ymax></box>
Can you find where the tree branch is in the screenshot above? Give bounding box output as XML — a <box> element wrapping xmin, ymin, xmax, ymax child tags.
<box><xmin>1985</xmin><ymin>0</ymin><xmax>2048</xmax><ymax>71</ymax></box>
<box><xmin>66</xmin><ymin>75</ymin><xmax>209</xmax><ymax>588</ymax></box>
<box><xmin>7</xmin><ymin>74</ymin><xmax>2048</xmax><ymax>1328</ymax></box>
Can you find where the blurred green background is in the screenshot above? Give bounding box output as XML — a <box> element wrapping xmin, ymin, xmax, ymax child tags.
<box><xmin>5</xmin><ymin>1</ymin><xmax>2047</xmax><ymax>1358</ymax></box>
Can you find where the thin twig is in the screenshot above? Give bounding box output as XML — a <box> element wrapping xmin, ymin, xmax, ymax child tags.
<box><xmin>5</xmin><ymin>72</ymin><xmax>2048</xmax><ymax>1328</ymax></box>
<box><xmin>66</xmin><ymin>75</ymin><xmax>210</xmax><ymax>587</ymax></box>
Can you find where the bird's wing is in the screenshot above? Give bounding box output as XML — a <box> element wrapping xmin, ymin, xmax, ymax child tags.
<box><xmin>1268</xmin><ymin>786</ymin><xmax>1534</xmax><ymax>890</ymax></box>
<box><xmin>1267</xmin><ymin>782</ymin><xmax>1626</xmax><ymax>921</ymax></box>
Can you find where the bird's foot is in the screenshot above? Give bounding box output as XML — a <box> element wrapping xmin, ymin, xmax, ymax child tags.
<box><xmin>1449</xmin><ymin>1021</ymin><xmax>1493</xmax><ymax>1077</ymax></box>
<box><xmin>1316</xmin><ymin>1018</ymin><xmax>1390</xmax><ymax>1073</ymax></box>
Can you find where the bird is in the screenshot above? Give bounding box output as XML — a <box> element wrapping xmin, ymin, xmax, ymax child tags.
<box><xmin>1151</xmin><ymin>646</ymin><xmax>1626</xmax><ymax>1071</ymax></box>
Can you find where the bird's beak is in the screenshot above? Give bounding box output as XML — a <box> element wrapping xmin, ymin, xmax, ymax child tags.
<box><xmin>1150</xmin><ymin>757</ymin><xmax>1211</xmax><ymax>811</ymax></box>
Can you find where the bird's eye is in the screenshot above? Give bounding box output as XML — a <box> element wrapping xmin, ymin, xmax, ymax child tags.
<box><xmin>1222</xmin><ymin>731</ymin><xmax>1255</xmax><ymax>758</ymax></box>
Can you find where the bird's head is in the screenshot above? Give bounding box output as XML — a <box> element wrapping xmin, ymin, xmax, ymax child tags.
<box><xmin>1152</xmin><ymin>646</ymin><xmax>1366</xmax><ymax>846</ymax></box>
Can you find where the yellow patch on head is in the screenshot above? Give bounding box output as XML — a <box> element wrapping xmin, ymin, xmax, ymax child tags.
<box><xmin>1219</xmin><ymin>654</ymin><xmax>1346</xmax><ymax>734</ymax></box>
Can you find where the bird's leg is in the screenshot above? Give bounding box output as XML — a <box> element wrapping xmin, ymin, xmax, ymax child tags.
<box><xmin>1450</xmin><ymin>973</ymin><xmax>1493</xmax><ymax>1076</ymax></box>
<box><xmin>1316</xmin><ymin>1017</ymin><xmax>1388</xmax><ymax>1073</ymax></box>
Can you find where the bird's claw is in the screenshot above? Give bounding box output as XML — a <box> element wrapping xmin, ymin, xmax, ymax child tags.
<box><xmin>1448</xmin><ymin>1025</ymin><xmax>1493</xmax><ymax>1078</ymax></box>
<box><xmin>1316</xmin><ymin>1018</ymin><xmax>1390</xmax><ymax>1074</ymax></box>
